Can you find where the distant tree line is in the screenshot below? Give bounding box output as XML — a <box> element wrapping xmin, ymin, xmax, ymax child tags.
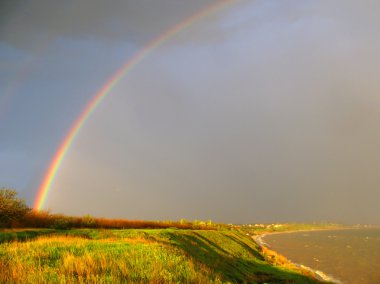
<box><xmin>0</xmin><ymin>188</ymin><xmax>222</xmax><ymax>230</ymax></box>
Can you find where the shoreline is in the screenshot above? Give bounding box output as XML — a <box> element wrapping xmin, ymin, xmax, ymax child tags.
<box><xmin>252</xmin><ymin>229</ymin><xmax>349</xmax><ymax>283</ymax></box>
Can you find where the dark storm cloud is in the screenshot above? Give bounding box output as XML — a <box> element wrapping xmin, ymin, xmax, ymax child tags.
<box><xmin>0</xmin><ymin>0</ymin><xmax>219</xmax><ymax>51</ymax></box>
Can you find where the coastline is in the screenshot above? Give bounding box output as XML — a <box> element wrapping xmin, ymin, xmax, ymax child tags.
<box><xmin>253</xmin><ymin>229</ymin><xmax>346</xmax><ymax>283</ymax></box>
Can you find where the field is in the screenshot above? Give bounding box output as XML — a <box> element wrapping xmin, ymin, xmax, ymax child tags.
<box><xmin>0</xmin><ymin>228</ymin><xmax>322</xmax><ymax>283</ymax></box>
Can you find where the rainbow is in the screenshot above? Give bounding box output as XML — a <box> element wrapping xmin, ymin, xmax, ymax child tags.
<box><xmin>34</xmin><ymin>0</ymin><xmax>235</xmax><ymax>211</ymax></box>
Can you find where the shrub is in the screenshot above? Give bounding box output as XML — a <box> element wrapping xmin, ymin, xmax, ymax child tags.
<box><xmin>51</xmin><ymin>218</ymin><xmax>70</xmax><ymax>230</ymax></box>
<box><xmin>0</xmin><ymin>188</ymin><xmax>30</xmax><ymax>227</ymax></box>
<box><xmin>82</xmin><ymin>214</ymin><xmax>96</xmax><ymax>227</ymax></box>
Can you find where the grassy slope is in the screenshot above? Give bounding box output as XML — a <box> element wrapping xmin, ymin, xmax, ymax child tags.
<box><xmin>0</xmin><ymin>229</ymin><xmax>321</xmax><ymax>283</ymax></box>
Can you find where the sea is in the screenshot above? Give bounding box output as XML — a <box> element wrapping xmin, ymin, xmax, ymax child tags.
<box><xmin>263</xmin><ymin>228</ymin><xmax>380</xmax><ymax>284</ymax></box>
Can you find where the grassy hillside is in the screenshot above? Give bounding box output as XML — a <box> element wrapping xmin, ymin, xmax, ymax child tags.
<box><xmin>0</xmin><ymin>228</ymin><xmax>322</xmax><ymax>283</ymax></box>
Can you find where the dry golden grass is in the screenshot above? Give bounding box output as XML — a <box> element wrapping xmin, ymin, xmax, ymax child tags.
<box><xmin>0</xmin><ymin>235</ymin><xmax>222</xmax><ymax>283</ymax></box>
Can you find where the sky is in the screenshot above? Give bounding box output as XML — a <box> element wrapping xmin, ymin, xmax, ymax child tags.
<box><xmin>1</xmin><ymin>0</ymin><xmax>380</xmax><ymax>224</ymax></box>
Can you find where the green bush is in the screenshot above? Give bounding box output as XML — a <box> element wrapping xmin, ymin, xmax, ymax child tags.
<box><xmin>51</xmin><ymin>218</ymin><xmax>70</xmax><ymax>230</ymax></box>
<box><xmin>0</xmin><ymin>188</ymin><xmax>30</xmax><ymax>227</ymax></box>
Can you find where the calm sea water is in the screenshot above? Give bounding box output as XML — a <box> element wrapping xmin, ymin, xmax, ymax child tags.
<box><xmin>264</xmin><ymin>229</ymin><xmax>380</xmax><ymax>284</ymax></box>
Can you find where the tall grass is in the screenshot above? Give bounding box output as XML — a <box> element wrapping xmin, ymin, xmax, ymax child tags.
<box><xmin>0</xmin><ymin>235</ymin><xmax>220</xmax><ymax>283</ymax></box>
<box><xmin>0</xmin><ymin>229</ymin><xmax>321</xmax><ymax>283</ymax></box>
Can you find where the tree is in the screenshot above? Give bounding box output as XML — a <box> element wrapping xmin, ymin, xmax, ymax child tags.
<box><xmin>0</xmin><ymin>188</ymin><xmax>30</xmax><ymax>227</ymax></box>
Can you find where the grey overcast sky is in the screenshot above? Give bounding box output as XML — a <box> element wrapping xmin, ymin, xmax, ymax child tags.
<box><xmin>1</xmin><ymin>0</ymin><xmax>380</xmax><ymax>224</ymax></box>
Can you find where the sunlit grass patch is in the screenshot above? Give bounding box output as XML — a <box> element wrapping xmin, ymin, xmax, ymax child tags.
<box><xmin>0</xmin><ymin>234</ymin><xmax>221</xmax><ymax>283</ymax></box>
<box><xmin>0</xmin><ymin>229</ymin><xmax>322</xmax><ymax>283</ymax></box>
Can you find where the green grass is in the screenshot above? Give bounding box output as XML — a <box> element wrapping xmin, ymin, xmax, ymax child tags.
<box><xmin>0</xmin><ymin>228</ymin><xmax>322</xmax><ymax>283</ymax></box>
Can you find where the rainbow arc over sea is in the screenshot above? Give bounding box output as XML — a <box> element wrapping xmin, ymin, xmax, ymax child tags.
<box><xmin>34</xmin><ymin>0</ymin><xmax>235</xmax><ymax>211</ymax></box>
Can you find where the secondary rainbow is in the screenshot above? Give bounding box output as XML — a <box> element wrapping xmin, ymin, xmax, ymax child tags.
<box><xmin>34</xmin><ymin>0</ymin><xmax>235</xmax><ymax>211</ymax></box>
